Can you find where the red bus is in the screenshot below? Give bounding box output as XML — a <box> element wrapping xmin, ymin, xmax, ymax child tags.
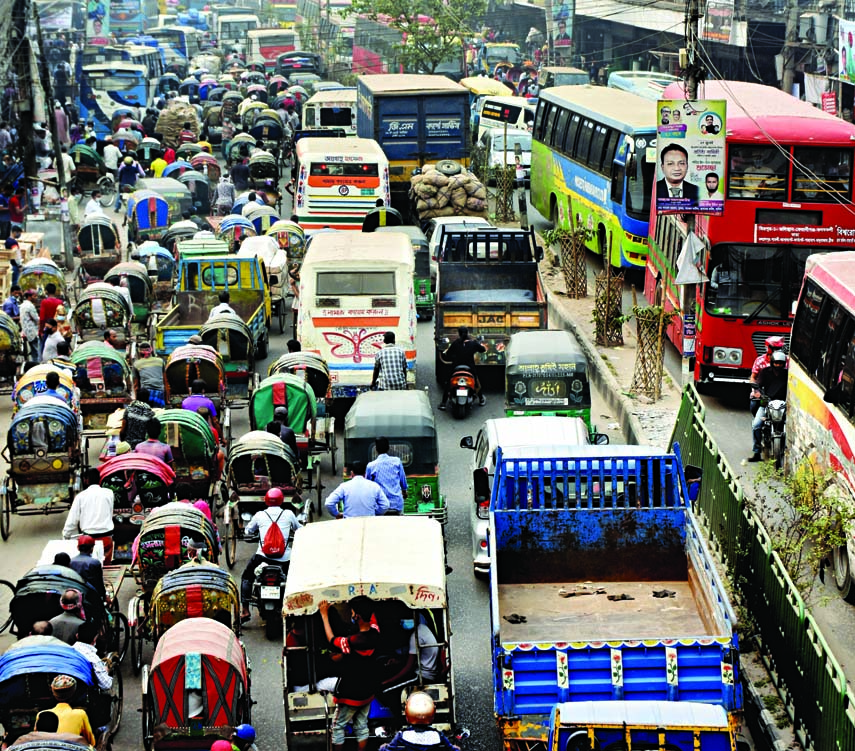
<box><xmin>646</xmin><ymin>80</ymin><xmax>855</xmax><ymax>389</ymax></box>
<box><xmin>352</xmin><ymin>15</ymin><xmax>401</xmax><ymax>74</ymax></box>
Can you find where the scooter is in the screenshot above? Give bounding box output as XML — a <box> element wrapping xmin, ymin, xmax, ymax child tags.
<box><xmin>448</xmin><ymin>365</ymin><xmax>477</xmax><ymax>419</ymax></box>
<box><xmin>251</xmin><ymin>562</ymin><xmax>287</xmax><ymax>639</ymax></box>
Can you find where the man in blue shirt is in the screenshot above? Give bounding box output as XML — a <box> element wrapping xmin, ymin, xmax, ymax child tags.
<box><xmin>2</xmin><ymin>284</ymin><xmax>20</xmax><ymax>321</ymax></box>
<box><xmin>325</xmin><ymin>463</ymin><xmax>390</xmax><ymax>519</ymax></box>
<box><xmin>365</xmin><ymin>437</ymin><xmax>407</xmax><ymax>515</ymax></box>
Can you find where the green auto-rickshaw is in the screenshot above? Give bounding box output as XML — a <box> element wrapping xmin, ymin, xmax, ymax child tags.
<box><xmin>504</xmin><ymin>329</ymin><xmax>599</xmax><ymax>439</ymax></box>
<box><xmin>344</xmin><ymin>390</ymin><xmax>445</xmax><ymax>523</ymax></box>
<box><xmin>377</xmin><ymin>225</ymin><xmax>434</xmax><ymax>321</ymax></box>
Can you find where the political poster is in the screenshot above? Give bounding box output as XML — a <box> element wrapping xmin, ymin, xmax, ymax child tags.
<box><xmin>840</xmin><ymin>18</ymin><xmax>855</xmax><ymax>83</ymax></box>
<box><xmin>656</xmin><ymin>99</ymin><xmax>727</xmax><ymax>216</ymax></box>
<box><xmin>85</xmin><ymin>0</ymin><xmax>111</xmax><ymax>44</ymax></box>
<box><xmin>702</xmin><ymin>0</ymin><xmax>734</xmax><ymax>44</ymax></box>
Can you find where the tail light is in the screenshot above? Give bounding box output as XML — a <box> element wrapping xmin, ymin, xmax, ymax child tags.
<box><xmin>477</xmin><ymin>499</ymin><xmax>490</xmax><ymax>519</ymax></box>
<box><xmin>261</xmin><ymin>568</ymin><xmax>282</xmax><ymax>586</ymax></box>
<box><xmin>132</xmin><ymin>503</ymin><xmax>143</xmax><ymax>513</ymax></box>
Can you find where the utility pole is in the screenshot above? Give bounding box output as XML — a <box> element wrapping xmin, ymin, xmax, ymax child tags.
<box><xmin>781</xmin><ymin>0</ymin><xmax>799</xmax><ymax>94</ymax></box>
<box><xmin>684</xmin><ymin>0</ymin><xmax>705</xmax><ymax>98</ymax></box>
<box><xmin>11</xmin><ymin>0</ymin><xmax>37</xmax><ymax>188</ymax></box>
<box><xmin>34</xmin><ymin>7</ymin><xmax>66</xmax><ymax>193</ymax></box>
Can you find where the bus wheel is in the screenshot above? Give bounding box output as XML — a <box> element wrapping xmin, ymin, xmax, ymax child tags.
<box><xmin>550</xmin><ymin>200</ymin><xmax>560</xmax><ymax>229</ymax></box>
<box><xmin>832</xmin><ymin>545</ymin><xmax>855</xmax><ymax>603</ymax></box>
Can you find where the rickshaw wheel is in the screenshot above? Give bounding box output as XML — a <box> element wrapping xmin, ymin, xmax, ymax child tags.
<box><xmin>0</xmin><ymin>479</ymin><xmax>13</xmax><ymax>541</ymax></box>
<box><xmin>278</xmin><ymin>303</ymin><xmax>286</xmax><ymax>334</ymax></box>
<box><xmin>0</xmin><ymin>579</ymin><xmax>16</xmax><ymax>633</ymax></box>
<box><xmin>98</xmin><ymin>176</ymin><xmax>117</xmax><ymax>206</ymax></box>
<box><xmin>224</xmin><ymin>506</ymin><xmax>238</xmax><ymax>569</ymax></box>
<box><xmin>131</xmin><ymin>600</ymin><xmax>146</xmax><ymax>674</ymax></box>
<box><xmin>111</xmin><ymin>611</ymin><xmax>130</xmax><ymax>664</ymax></box>
<box><xmin>107</xmin><ymin>664</ymin><xmax>124</xmax><ymax>740</ymax></box>
<box><xmin>141</xmin><ymin>676</ymin><xmax>153</xmax><ymax>751</ymax></box>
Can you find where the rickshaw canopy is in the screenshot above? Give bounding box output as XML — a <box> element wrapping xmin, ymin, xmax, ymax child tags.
<box><xmin>266</xmin><ymin>220</ymin><xmax>305</xmax><ymax>254</ymax></box>
<box><xmin>157</xmin><ymin>409</ymin><xmax>218</xmax><ymax>460</ymax></box>
<box><xmin>165</xmin><ymin>345</ymin><xmax>227</xmax><ymax>403</ymax></box>
<box><xmin>152</xmin><ymin>566</ymin><xmax>240</xmax><ymax>634</ymax></box>
<box><xmin>133</xmin><ymin>244</ymin><xmax>176</xmax><ymax>282</ymax></box>
<box><xmin>283</xmin><ymin>516</ymin><xmax>446</xmax><ymax>615</ymax></box>
<box><xmin>163</xmin><ymin>160</ymin><xmax>195</xmax><ymax>179</ymax></box>
<box><xmin>267</xmin><ymin>352</ymin><xmax>330</xmax><ymax>400</ymax></box>
<box><xmin>105</xmin><ymin>261</ymin><xmax>155</xmax><ymax>306</ymax></box>
<box><xmin>251</xmin><ymin>374</ymin><xmax>317</xmax><ymax>433</ymax></box>
<box><xmin>72</xmin><ymin>283</ymin><xmax>133</xmax><ymax>334</ymax></box>
<box><xmin>149</xmin><ymin>618</ymin><xmax>248</xmax><ymax>728</ymax></box>
<box><xmin>0</xmin><ymin>311</ymin><xmax>23</xmax><ymax>355</ymax></box>
<box><xmin>197</xmin><ymin>314</ymin><xmax>255</xmax><ymax>363</ymax></box>
<box><xmin>8</xmin><ymin>399</ymin><xmax>78</xmax><ymax>455</ymax></box>
<box><xmin>70</xmin><ymin>341</ymin><xmax>132</xmax><ymax>396</ymax></box>
<box><xmin>14</xmin><ymin>365</ymin><xmax>76</xmax><ymax>409</ymax></box>
<box><xmin>0</xmin><ymin>641</ymin><xmax>95</xmax><ymax>701</ymax></box>
<box><xmin>77</xmin><ymin>215</ymin><xmax>120</xmax><ymax>253</ymax></box>
<box><xmin>226</xmin><ymin>430</ymin><xmax>298</xmax><ymax>486</ymax></box>
<box><xmin>99</xmin><ymin>453</ymin><xmax>176</xmax><ymax>485</ymax></box>
<box><xmin>126</xmin><ymin>189</ymin><xmax>171</xmax><ymax>229</ymax></box>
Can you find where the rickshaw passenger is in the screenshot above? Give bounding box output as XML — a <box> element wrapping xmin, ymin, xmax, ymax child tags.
<box><xmin>209</xmin><ymin>290</ymin><xmax>238</xmax><ymax>319</ymax></box>
<box><xmin>365</xmin><ymin>437</ymin><xmax>407</xmax><ymax>515</ymax></box>
<box><xmin>133</xmin><ymin>418</ymin><xmax>174</xmax><ymax>467</ymax></box>
<box><xmin>51</xmin><ymin>340</ymin><xmax>76</xmax><ymax>375</ymax></box>
<box><xmin>72</xmin><ymin>621</ymin><xmax>112</xmax><ymax>690</ymax></box>
<box><xmin>318</xmin><ymin>597</ymin><xmax>383</xmax><ymax>751</ymax></box>
<box><xmin>70</xmin><ymin>535</ymin><xmax>105</xmax><ymax>596</ymax></box>
<box><xmin>325</xmin><ymin>464</ymin><xmax>389</xmax><ymax>519</ymax></box>
<box><xmin>63</xmin><ymin>468</ymin><xmax>116</xmax><ymax>563</ymax></box>
<box><xmin>37</xmin><ymin>676</ymin><xmax>97</xmax><ymax>746</ymax></box>
<box><xmin>240</xmin><ymin>488</ymin><xmax>302</xmax><ymax>623</ymax></box>
<box><xmin>42</xmin><ymin>370</ymin><xmax>66</xmax><ymax>400</ymax></box>
<box><xmin>133</xmin><ymin>341</ymin><xmax>165</xmax><ymax>405</ymax></box>
<box><xmin>121</xmin><ymin>390</ymin><xmax>155</xmax><ymax>448</ymax></box>
<box><xmin>49</xmin><ymin>590</ymin><xmax>84</xmax><ymax>645</ymax></box>
<box><xmin>273</xmin><ymin>405</ymin><xmax>298</xmax><ymax>455</ymax></box>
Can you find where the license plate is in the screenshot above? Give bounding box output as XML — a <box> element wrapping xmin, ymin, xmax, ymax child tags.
<box><xmin>456</xmin><ymin>388</ymin><xmax>468</xmax><ymax>396</ymax></box>
<box><xmin>260</xmin><ymin>585</ymin><xmax>280</xmax><ymax>599</ymax></box>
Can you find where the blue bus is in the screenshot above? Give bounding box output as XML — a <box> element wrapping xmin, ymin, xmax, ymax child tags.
<box><xmin>109</xmin><ymin>0</ymin><xmax>160</xmax><ymax>37</ymax></box>
<box><xmin>149</xmin><ymin>26</ymin><xmax>204</xmax><ymax>60</ymax></box>
<box><xmin>530</xmin><ymin>85</ymin><xmax>657</xmax><ymax>269</ymax></box>
<box><xmin>77</xmin><ymin>62</ymin><xmax>149</xmax><ymax>136</ymax></box>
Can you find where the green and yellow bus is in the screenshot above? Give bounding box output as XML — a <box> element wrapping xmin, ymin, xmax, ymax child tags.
<box><xmin>530</xmin><ymin>85</ymin><xmax>657</xmax><ymax>269</ymax></box>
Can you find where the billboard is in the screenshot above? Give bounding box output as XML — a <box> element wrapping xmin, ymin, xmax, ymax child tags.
<box><xmin>656</xmin><ymin>99</ymin><xmax>727</xmax><ymax>216</ymax></box>
<box><xmin>86</xmin><ymin>0</ymin><xmax>111</xmax><ymax>43</ymax></box>
<box><xmin>702</xmin><ymin>0</ymin><xmax>734</xmax><ymax>43</ymax></box>
<box><xmin>841</xmin><ymin>18</ymin><xmax>855</xmax><ymax>83</ymax></box>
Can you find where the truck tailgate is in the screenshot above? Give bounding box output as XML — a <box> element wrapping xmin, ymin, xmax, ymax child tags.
<box><xmin>439</xmin><ymin>306</ymin><xmax>545</xmax><ymax>331</ymax></box>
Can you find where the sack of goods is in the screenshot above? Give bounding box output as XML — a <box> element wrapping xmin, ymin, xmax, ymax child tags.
<box><xmin>410</xmin><ymin>161</ymin><xmax>489</xmax><ymax>220</ymax></box>
<box><xmin>154</xmin><ymin>102</ymin><xmax>202</xmax><ymax>149</ymax></box>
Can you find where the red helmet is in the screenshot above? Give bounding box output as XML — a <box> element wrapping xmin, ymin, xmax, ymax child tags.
<box><xmin>765</xmin><ymin>336</ymin><xmax>785</xmax><ymax>351</ymax></box>
<box><xmin>265</xmin><ymin>488</ymin><xmax>285</xmax><ymax>506</ymax></box>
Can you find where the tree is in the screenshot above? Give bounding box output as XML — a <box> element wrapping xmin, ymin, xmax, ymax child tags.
<box><xmin>349</xmin><ymin>0</ymin><xmax>486</xmax><ymax>75</ymax></box>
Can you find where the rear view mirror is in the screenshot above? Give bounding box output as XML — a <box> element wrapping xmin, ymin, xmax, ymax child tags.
<box><xmin>534</xmin><ymin>245</ymin><xmax>544</xmax><ymax>262</ymax></box>
<box><xmin>460</xmin><ymin>436</ymin><xmax>475</xmax><ymax>449</ymax></box>
<box><xmin>594</xmin><ymin>433</ymin><xmax>610</xmax><ymax>445</ymax></box>
<box><xmin>269</xmin><ymin>275</ymin><xmax>279</xmax><ymax>286</ymax></box>
<box><xmin>514</xmin><ymin>142</ymin><xmax>522</xmax><ymax>157</ymax></box>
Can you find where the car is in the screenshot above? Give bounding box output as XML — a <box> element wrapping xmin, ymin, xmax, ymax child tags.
<box><xmin>422</xmin><ymin>215</ymin><xmax>495</xmax><ymax>287</ymax></box>
<box><xmin>460</xmin><ymin>416</ymin><xmax>592</xmax><ymax>575</ymax></box>
<box><xmin>476</xmin><ymin>127</ymin><xmax>531</xmax><ymax>185</ymax></box>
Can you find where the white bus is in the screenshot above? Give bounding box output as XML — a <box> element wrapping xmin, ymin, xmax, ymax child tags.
<box><xmin>301</xmin><ymin>88</ymin><xmax>357</xmax><ymax>136</ymax></box>
<box><xmin>217</xmin><ymin>14</ymin><xmax>259</xmax><ymax>50</ymax></box>
<box><xmin>293</xmin><ymin>137</ymin><xmax>390</xmax><ymax>231</ymax></box>
<box><xmin>297</xmin><ymin>231</ymin><xmax>416</xmax><ymax>397</ymax></box>
<box><xmin>475</xmin><ymin>95</ymin><xmax>535</xmax><ymax>141</ymax></box>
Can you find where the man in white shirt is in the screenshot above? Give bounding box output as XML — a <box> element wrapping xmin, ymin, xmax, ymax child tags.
<box><xmin>83</xmin><ymin>191</ymin><xmax>105</xmax><ymax>217</ymax></box>
<box><xmin>63</xmin><ymin>467</ymin><xmax>115</xmax><ymax>562</ymax></box>
<box><xmin>41</xmin><ymin>318</ymin><xmax>66</xmax><ymax>362</ymax></box>
<box><xmin>102</xmin><ymin>137</ymin><xmax>121</xmax><ymax>175</ymax></box>
<box><xmin>72</xmin><ymin>621</ymin><xmax>112</xmax><ymax>690</ymax></box>
<box><xmin>20</xmin><ymin>289</ymin><xmax>39</xmax><ymax>362</ymax></box>
<box><xmin>59</xmin><ymin>146</ymin><xmax>75</xmax><ymax>181</ymax></box>
<box><xmin>208</xmin><ymin>290</ymin><xmax>238</xmax><ymax>319</ymax></box>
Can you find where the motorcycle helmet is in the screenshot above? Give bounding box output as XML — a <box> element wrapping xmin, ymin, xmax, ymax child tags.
<box><xmin>771</xmin><ymin>351</ymin><xmax>787</xmax><ymax>366</ymax></box>
<box><xmin>234</xmin><ymin>725</ymin><xmax>256</xmax><ymax>743</ymax></box>
<box><xmin>211</xmin><ymin>742</ymin><xmax>232</xmax><ymax>751</ymax></box>
<box><xmin>404</xmin><ymin>692</ymin><xmax>436</xmax><ymax>725</ymax></box>
<box><xmin>765</xmin><ymin>336</ymin><xmax>785</xmax><ymax>351</ymax></box>
<box><xmin>265</xmin><ymin>488</ymin><xmax>285</xmax><ymax>506</ymax></box>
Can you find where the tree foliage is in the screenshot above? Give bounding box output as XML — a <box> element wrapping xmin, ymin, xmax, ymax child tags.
<box><xmin>349</xmin><ymin>0</ymin><xmax>486</xmax><ymax>74</ymax></box>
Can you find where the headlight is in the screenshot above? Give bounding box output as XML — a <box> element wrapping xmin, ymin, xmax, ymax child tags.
<box><xmin>768</xmin><ymin>405</ymin><xmax>785</xmax><ymax>422</ymax></box>
<box><xmin>712</xmin><ymin>347</ymin><xmax>743</xmax><ymax>365</ymax></box>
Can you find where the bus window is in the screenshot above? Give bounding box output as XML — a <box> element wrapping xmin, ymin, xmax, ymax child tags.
<box><xmin>552</xmin><ymin>109</ymin><xmax>570</xmax><ymax>151</ymax></box>
<box><xmin>727</xmin><ymin>145</ymin><xmax>788</xmax><ymax>199</ymax></box>
<box><xmin>316</xmin><ymin>271</ymin><xmax>395</xmax><ymax>295</ymax></box>
<box><xmin>625</xmin><ymin>145</ymin><xmax>654</xmax><ymax>221</ymax></box>
<box><xmin>563</xmin><ymin>114</ymin><xmax>580</xmax><ymax>154</ymax></box>
<box><xmin>575</xmin><ymin>119</ymin><xmax>594</xmax><ymax>163</ymax></box>
<box><xmin>792</xmin><ymin>146</ymin><xmax>853</xmax><ymax>202</ymax></box>
<box><xmin>791</xmin><ymin>278</ymin><xmax>826</xmax><ymax>372</ymax></box>
<box><xmin>320</xmin><ymin>107</ymin><xmax>352</xmax><ymax>128</ymax></box>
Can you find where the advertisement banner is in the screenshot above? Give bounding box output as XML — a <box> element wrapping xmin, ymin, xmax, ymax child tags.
<box><xmin>551</xmin><ymin>0</ymin><xmax>574</xmax><ymax>56</ymax></box>
<box><xmin>822</xmin><ymin>91</ymin><xmax>838</xmax><ymax>115</ymax></box>
<box><xmin>702</xmin><ymin>0</ymin><xmax>734</xmax><ymax>43</ymax></box>
<box><xmin>841</xmin><ymin>18</ymin><xmax>855</xmax><ymax>83</ymax></box>
<box><xmin>85</xmin><ymin>0</ymin><xmax>111</xmax><ymax>43</ymax></box>
<box><xmin>656</xmin><ymin>99</ymin><xmax>727</xmax><ymax>216</ymax></box>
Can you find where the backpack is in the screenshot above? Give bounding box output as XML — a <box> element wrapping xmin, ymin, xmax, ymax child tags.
<box><xmin>261</xmin><ymin>509</ymin><xmax>286</xmax><ymax>557</ymax></box>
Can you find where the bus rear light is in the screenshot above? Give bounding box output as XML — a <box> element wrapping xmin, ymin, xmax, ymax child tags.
<box><xmin>712</xmin><ymin>347</ymin><xmax>742</xmax><ymax>365</ymax></box>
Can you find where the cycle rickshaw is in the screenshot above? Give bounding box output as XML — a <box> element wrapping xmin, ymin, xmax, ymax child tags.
<box><xmin>191</xmin><ymin>152</ymin><xmax>221</xmax><ymax>182</ymax></box>
<box><xmin>0</xmin><ymin>312</ymin><xmax>23</xmax><ymax>387</ymax></box>
<box><xmin>18</xmin><ymin>259</ymin><xmax>66</xmax><ymax>304</ymax></box>
<box><xmin>156</xmin><ymin>409</ymin><xmax>221</xmax><ymax>502</ymax></box>
<box><xmin>12</xmin><ymin>365</ymin><xmax>77</xmax><ymax>412</ymax></box>
<box><xmin>131</xmin><ymin>244</ymin><xmax>175</xmax><ymax>306</ymax></box>
<box><xmin>127</xmin><ymin>189</ymin><xmax>171</xmax><ymax>243</ymax></box>
<box><xmin>69</xmin><ymin>144</ymin><xmax>115</xmax><ymax>205</ymax></box>
<box><xmin>177</xmin><ymin>170</ymin><xmax>212</xmax><ymax>215</ymax></box>
<box><xmin>77</xmin><ymin>215</ymin><xmax>121</xmax><ymax>283</ymax></box>
<box><xmin>105</xmin><ymin>261</ymin><xmax>157</xmax><ymax>331</ymax></box>
<box><xmin>138</xmin><ymin>138</ymin><xmax>164</xmax><ymax>170</ymax></box>
<box><xmin>216</xmin><ymin>215</ymin><xmax>256</xmax><ymax>251</ymax></box>
<box><xmin>69</xmin><ymin>283</ymin><xmax>133</xmax><ymax>350</ymax></box>
<box><xmin>197</xmin><ymin>314</ymin><xmax>257</xmax><ymax>402</ymax></box>
<box><xmin>70</xmin><ymin>341</ymin><xmax>133</xmax><ymax>434</ymax></box>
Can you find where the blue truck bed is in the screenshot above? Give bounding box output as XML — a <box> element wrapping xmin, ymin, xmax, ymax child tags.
<box><xmin>488</xmin><ymin>444</ymin><xmax>741</xmax><ymax>751</ymax></box>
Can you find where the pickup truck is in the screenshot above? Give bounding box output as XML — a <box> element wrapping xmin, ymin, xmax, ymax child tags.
<box><xmin>155</xmin><ymin>253</ymin><xmax>271</xmax><ymax>358</ymax></box>
<box><xmin>434</xmin><ymin>227</ymin><xmax>546</xmax><ymax>381</ymax></box>
<box><xmin>489</xmin><ymin>444</ymin><xmax>742</xmax><ymax>751</ymax></box>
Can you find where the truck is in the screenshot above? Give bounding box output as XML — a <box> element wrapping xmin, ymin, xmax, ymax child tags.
<box><xmin>155</xmin><ymin>252</ymin><xmax>271</xmax><ymax>358</ymax></box>
<box><xmin>488</xmin><ymin>444</ymin><xmax>742</xmax><ymax>751</ymax></box>
<box><xmin>434</xmin><ymin>227</ymin><xmax>546</xmax><ymax>381</ymax></box>
<box><xmin>356</xmin><ymin>74</ymin><xmax>470</xmax><ymax>211</ymax></box>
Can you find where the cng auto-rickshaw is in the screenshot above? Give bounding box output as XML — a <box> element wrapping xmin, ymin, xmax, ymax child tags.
<box><xmin>504</xmin><ymin>329</ymin><xmax>600</xmax><ymax>439</ymax></box>
<box><xmin>376</xmin><ymin>225</ymin><xmax>434</xmax><ymax>321</ymax></box>
<box><xmin>282</xmin><ymin>517</ymin><xmax>454</xmax><ymax>743</ymax></box>
<box><xmin>344</xmin><ymin>390</ymin><xmax>445</xmax><ymax>524</ymax></box>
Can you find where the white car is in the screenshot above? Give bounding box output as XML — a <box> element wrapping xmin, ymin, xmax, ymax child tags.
<box><xmin>477</xmin><ymin>127</ymin><xmax>532</xmax><ymax>184</ymax></box>
<box><xmin>459</xmin><ymin>416</ymin><xmax>593</xmax><ymax>575</ymax></box>
<box><xmin>423</xmin><ymin>215</ymin><xmax>495</xmax><ymax>286</ymax></box>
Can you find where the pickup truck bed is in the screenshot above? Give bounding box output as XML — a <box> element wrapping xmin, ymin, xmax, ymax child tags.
<box><xmin>442</xmin><ymin>289</ymin><xmax>535</xmax><ymax>303</ymax></box>
<box><xmin>498</xmin><ymin>579</ymin><xmax>712</xmax><ymax>642</ymax></box>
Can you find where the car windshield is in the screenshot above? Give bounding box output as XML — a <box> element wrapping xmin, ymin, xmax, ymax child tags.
<box><xmin>492</xmin><ymin>134</ymin><xmax>531</xmax><ymax>152</ymax></box>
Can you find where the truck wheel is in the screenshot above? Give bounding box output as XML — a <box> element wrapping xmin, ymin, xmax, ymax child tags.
<box><xmin>832</xmin><ymin>546</ymin><xmax>855</xmax><ymax>603</ymax></box>
<box><xmin>436</xmin><ymin>160</ymin><xmax>462</xmax><ymax>177</ymax></box>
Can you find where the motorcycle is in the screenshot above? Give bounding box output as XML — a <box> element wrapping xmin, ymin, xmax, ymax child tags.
<box><xmin>251</xmin><ymin>561</ymin><xmax>287</xmax><ymax>640</ymax></box>
<box><xmin>448</xmin><ymin>365</ymin><xmax>477</xmax><ymax>419</ymax></box>
<box><xmin>759</xmin><ymin>391</ymin><xmax>787</xmax><ymax>469</ymax></box>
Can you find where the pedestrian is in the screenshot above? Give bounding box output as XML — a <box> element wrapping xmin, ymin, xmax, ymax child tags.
<box><xmin>371</xmin><ymin>331</ymin><xmax>408</xmax><ymax>391</ymax></box>
<box><xmin>150</xmin><ymin>152</ymin><xmax>167</xmax><ymax>177</ymax></box>
<box><xmin>83</xmin><ymin>190</ymin><xmax>104</xmax><ymax>216</ymax></box>
<box><xmin>9</xmin><ymin>186</ymin><xmax>26</xmax><ymax>229</ymax></box>
<box><xmin>69</xmin><ymin>535</ymin><xmax>105</xmax><ymax>596</ymax></box>
<box><xmin>59</xmin><ymin>145</ymin><xmax>75</xmax><ymax>181</ymax></box>
<box><xmin>365</xmin><ymin>436</ymin><xmax>407</xmax><ymax>515</ymax></box>
<box><xmin>132</xmin><ymin>341</ymin><xmax>165</xmax><ymax>405</ymax></box>
<box><xmin>239</xmin><ymin>488</ymin><xmax>301</xmax><ymax>623</ymax></box>
<box><xmin>230</xmin><ymin>157</ymin><xmax>250</xmax><ymax>191</ymax></box>
<box><xmin>0</xmin><ymin>185</ymin><xmax>11</xmax><ymax>240</ymax></box>
<box><xmin>102</xmin><ymin>136</ymin><xmax>121</xmax><ymax>176</ymax></box>
<box><xmin>215</xmin><ymin>174</ymin><xmax>235</xmax><ymax>215</ymax></box>
<box><xmin>438</xmin><ymin>326</ymin><xmax>486</xmax><ymax>409</ymax></box>
<box><xmin>324</xmin><ymin>463</ymin><xmax>389</xmax><ymax>518</ymax></box>
<box><xmin>48</xmin><ymin>590</ymin><xmax>85</xmax><ymax>645</ymax></box>
<box><xmin>72</xmin><ymin>622</ymin><xmax>112</xmax><ymax>690</ymax></box>
<box><xmin>36</xmin><ymin>675</ymin><xmax>96</xmax><ymax>746</ymax></box>
<box><xmin>41</xmin><ymin>318</ymin><xmax>65</xmax><ymax>362</ymax></box>
<box><xmin>0</xmin><ymin>122</ymin><xmax>11</xmax><ymax>152</ymax></box>
<box><xmin>2</xmin><ymin>284</ymin><xmax>21</xmax><ymax>321</ymax></box>
<box><xmin>20</xmin><ymin>288</ymin><xmax>39</xmax><ymax>361</ymax></box>
<box><xmin>133</xmin><ymin>418</ymin><xmax>174</xmax><ymax>467</ymax></box>
<box><xmin>317</xmin><ymin>596</ymin><xmax>382</xmax><ymax>751</ymax></box>
<box><xmin>63</xmin><ymin>467</ymin><xmax>115</xmax><ymax>562</ymax></box>
<box><xmin>5</xmin><ymin>226</ymin><xmax>23</xmax><ymax>286</ymax></box>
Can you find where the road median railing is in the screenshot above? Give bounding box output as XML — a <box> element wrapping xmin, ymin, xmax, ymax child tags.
<box><xmin>671</xmin><ymin>384</ymin><xmax>855</xmax><ymax>751</ymax></box>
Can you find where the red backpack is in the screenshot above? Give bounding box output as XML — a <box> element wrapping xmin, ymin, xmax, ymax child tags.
<box><xmin>261</xmin><ymin>509</ymin><xmax>286</xmax><ymax>557</ymax></box>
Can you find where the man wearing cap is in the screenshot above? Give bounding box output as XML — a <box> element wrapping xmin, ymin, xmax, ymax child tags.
<box><xmin>36</xmin><ymin>675</ymin><xmax>97</xmax><ymax>746</ymax></box>
<box><xmin>49</xmin><ymin>590</ymin><xmax>85</xmax><ymax>645</ymax></box>
<box><xmin>133</xmin><ymin>341</ymin><xmax>165</xmax><ymax>406</ymax></box>
<box><xmin>20</xmin><ymin>288</ymin><xmax>39</xmax><ymax>362</ymax></box>
<box><xmin>63</xmin><ymin>467</ymin><xmax>115</xmax><ymax>563</ymax></box>
<box><xmin>70</xmin><ymin>534</ymin><xmax>105</xmax><ymax>596</ymax></box>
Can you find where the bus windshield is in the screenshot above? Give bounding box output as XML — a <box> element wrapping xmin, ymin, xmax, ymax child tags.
<box><xmin>319</xmin><ymin>107</ymin><xmax>352</xmax><ymax>127</ymax></box>
<box><xmin>626</xmin><ymin>147</ymin><xmax>655</xmax><ymax>221</ymax></box>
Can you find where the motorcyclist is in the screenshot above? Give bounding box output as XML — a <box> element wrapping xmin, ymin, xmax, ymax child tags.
<box><xmin>438</xmin><ymin>327</ymin><xmax>486</xmax><ymax>410</ymax></box>
<box><xmin>749</xmin><ymin>336</ymin><xmax>786</xmax><ymax>415</ymax></box>
<box><xmin>231</xmin><ymin>724</ymin><xmax>259</xmax><ymax>751</ymax></box>
<box><xmin>379</xmin><ymin>693</ymin><xmax>460</xmax><ymax>751</ymax></box>
<box><xmin>748</xmin><ymin>350</ymin><xmax>788</xmax><ymax>462</ymax></box>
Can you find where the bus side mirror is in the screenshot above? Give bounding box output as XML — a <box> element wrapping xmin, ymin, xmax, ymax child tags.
<box><xmin>824</xmin><ymin>385</ymin><xmax>842</xmax><ymax>404</ymax></box>
<box><xmin>534</xmin><ymin>245</ymin><xmax>544</xmax><ymax>262</ymax></box>
<box><xmin>594</xmin><ymin>433</ymin><xmax>610</xmax><ymax>445</ymax></box>
<box><xmin>460</xmin><ymin>436</ymin><xmax>475</xmax><ymax>449</ymax></box>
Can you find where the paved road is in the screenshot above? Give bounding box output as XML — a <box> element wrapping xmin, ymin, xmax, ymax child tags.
<box><xmin>0</xmin><ymin>301</ymin><xmax>622</xmax><ymax>751</ymax></box>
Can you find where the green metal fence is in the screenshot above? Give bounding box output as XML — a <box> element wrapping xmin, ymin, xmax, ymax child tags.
<box><xmin>671</xmin><ymin>385</ymin><xmax>855</xmax><ymax>751</ymax></box>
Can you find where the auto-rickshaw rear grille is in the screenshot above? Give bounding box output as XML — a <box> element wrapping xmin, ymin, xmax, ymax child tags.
<box><xmin>316</xmin><ymin>297</ymin><xmax>339</xmax><ymax>307</ymax></box>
